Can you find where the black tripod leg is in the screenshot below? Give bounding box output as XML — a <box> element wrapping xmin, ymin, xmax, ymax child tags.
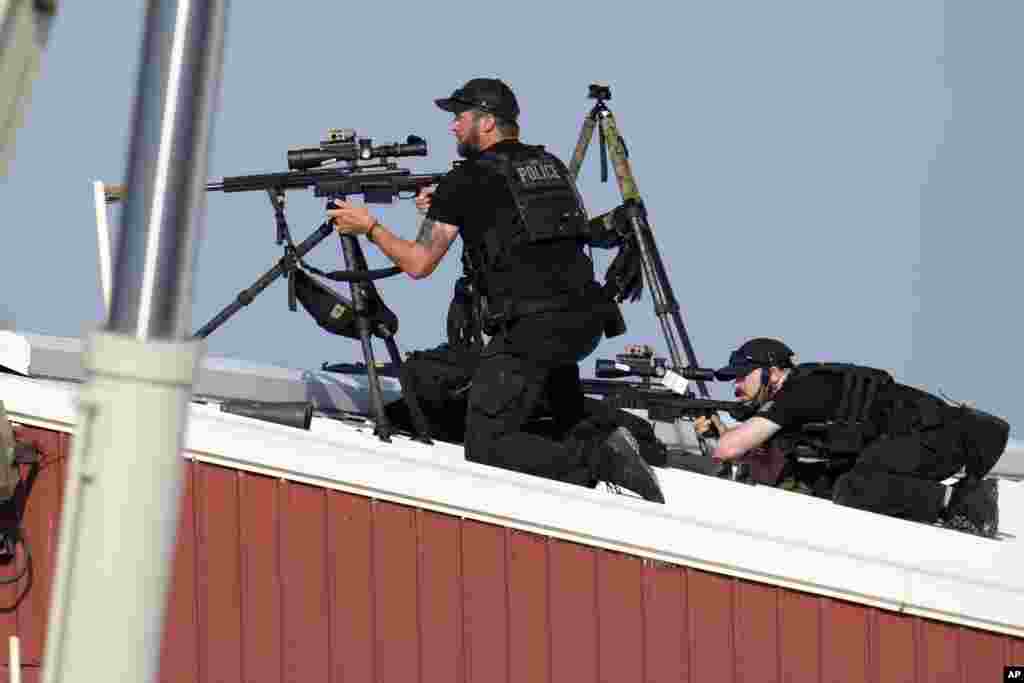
<box><xmin>194</xmin><ymin>222</ymin><xmax>335</xmax><ymax>338</ymax></box>
<box><xmin>624</xmin><ymin>204</ymin><xmax>709</xmax><ymax>397</ymax></box>
<box><xmin>380</xmin><ymin>336</ymin><xmax>434</xmax><ymax>443</ymax></box>
<box><xmin>397</xmin><ymin>358</ymin><xmax>436</xmax><ymax>445</ymax></box>
<box><xmin>339</xmin><ymin>234</ymin><xmax>392</xmax><ymax>441</ymax></box>
<box><xmin>640</xmin><ymin>213</ymin><xmax>706</xmax><ymax>392</ymax></box>
<box><xmin>364</xmin><ymin>267</ymin><xmax>435</xmax><ymax>443</ymax></box>
<box><xmin>383</xmin><ymin>336</ymin><xmax>403</xmax><ymax>367</ymax></box>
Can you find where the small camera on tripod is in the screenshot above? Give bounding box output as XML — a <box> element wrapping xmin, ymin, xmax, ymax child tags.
<box><xmin>588</xmin><ymin>83</ymin><xmax>612</xmax><ymax>101</ymax></box>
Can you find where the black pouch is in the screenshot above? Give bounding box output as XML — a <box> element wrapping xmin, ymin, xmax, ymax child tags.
<box><xmin>403</xmin><ymin>345</ymin><xmax>478</xmax><ymax>406</ymax></box>
<box><xmin>292</xmin><ymin>268</ymin><xmax>397</xmax><ymax>339</ymax></box>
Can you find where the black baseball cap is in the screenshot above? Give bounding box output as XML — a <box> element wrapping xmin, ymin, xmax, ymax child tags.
<box><xmin>435</xmin><ymin>78</ymin><xmax>520</xmax><ymax>122</ymax></box>
<box><xmin>716</xmin><ymin>338</ymin><xmax>795</xmax><ymax>380</ymax></box>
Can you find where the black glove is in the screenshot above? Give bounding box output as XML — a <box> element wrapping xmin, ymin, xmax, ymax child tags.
<box><xmin>603</xmin><ymin>237</ymin><xmax>644</xmax><ymax>303</ymax></box>
<box><xmin>586</xmin><ymin>203</ymin><xmax>632</xmax><ymax>248</ymax></box>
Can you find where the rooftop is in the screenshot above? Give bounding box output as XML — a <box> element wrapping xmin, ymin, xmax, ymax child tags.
<box><xmin>1</xmin><ymin>330</ymin><xmax>1022</xmax><ymax>638</ymax></box>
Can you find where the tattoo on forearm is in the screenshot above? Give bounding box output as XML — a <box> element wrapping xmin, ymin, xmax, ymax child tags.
<box><xmin>415</xmin><ymin>218</ymin><xmax>436</xmax><ymax>248</ymax></box>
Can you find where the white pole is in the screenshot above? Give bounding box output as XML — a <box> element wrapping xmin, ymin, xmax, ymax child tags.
<box><xmin>0</xmin><ymin>0</ymin><xmax>58</xmax><ymax>178</ymax></box>
<box><xmin>92</xmin><ymin>181</ymin><xmax>113</xmax><ymax>319</ymax></box>
<box><xmin>41</xmin><ymin>2</ymin><xmax>228</xmax><ymax>682</ymax></box>
<box><xmin>8</xmin><ymin>636</ymin><xmax>20</xmax><ymax>683</ymax></box>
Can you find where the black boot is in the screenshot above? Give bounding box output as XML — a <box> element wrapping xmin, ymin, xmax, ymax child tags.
<box><xmin>596</xmin><ymin>427</ymin><xmax>665</xmax><ymax>504</ymax></box>
<box><xmin>941</xmin><ymin>478</ymin><xmax>999</xmax><ymax>538</ymax></box>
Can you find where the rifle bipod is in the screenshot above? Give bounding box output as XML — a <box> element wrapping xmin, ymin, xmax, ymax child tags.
<box><xmin>192</xmin><ymin>190</ymin><xmax>425</xmax><ymax>444</ymax></box>
<box><xmin>569</xmin><ymin>83</ymin><xmax>710</xmax><ymax>400</ymax></box>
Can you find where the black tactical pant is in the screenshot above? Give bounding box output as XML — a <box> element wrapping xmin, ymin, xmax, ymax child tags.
<box><xmin>464</xmin><ymin>308</ymin><xmax>606</xmax><ymax>484</ymax></box>
<box><xmin>387</xmin><ymin>361</ymin><xmax>666</xmax><ymax>469</ymax></box>
<box><xmin>389</xmin><ymin>308</ymin><xmax>607</xmax><ymax>485</ymax></box>
<box><xmin>832</xmin><ymin>406</ymin><xmax>1010</xmax><ymax>522</ymax></box>
<box><xmin>385</xmin><ymin>344</ymin><xmax>479</xmax><ymax>445</ymax></box>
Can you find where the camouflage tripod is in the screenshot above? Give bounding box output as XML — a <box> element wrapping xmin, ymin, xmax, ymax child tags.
<box><xmin>569</xmin><ymin>83</ymin><xmax>710</xmax><ymax>399</ymax></box>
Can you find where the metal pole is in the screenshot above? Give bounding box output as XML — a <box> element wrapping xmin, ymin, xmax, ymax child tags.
<box><xmin>0</xmin><ymin>0</ymin><xmax>58</xmax><ymax>178</ymax></box>
<box><xmin>42</xmin><ymin>2</ymin><xmax>228</xmax><ymax>682</ymax></box>
<box><xmin>107</xmin><ymin>0</ymin><xmax>225</xmax><ymax>340</ymax></box>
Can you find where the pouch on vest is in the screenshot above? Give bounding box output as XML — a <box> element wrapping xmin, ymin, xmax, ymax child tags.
<box><xmin>877</xmin><ymin>382</ymin><xmax>948</xmax><ymax>436</ymax></box>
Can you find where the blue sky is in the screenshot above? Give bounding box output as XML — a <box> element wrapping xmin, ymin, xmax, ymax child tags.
<box><xmin>3</xmin><ymin>1</ymin><xmax>1021</xmax><ymax>432</ymax></box>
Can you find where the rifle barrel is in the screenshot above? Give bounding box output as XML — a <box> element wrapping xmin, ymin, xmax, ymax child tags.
<box><xmin>109</xmin><ymin>164</ymin><xmax>448</xmax><ymax>203</ymax></box>
<box><xmin>581</xmin><ymin>378</ymin><xmax>751</xmax><ymax>419</ymax></box>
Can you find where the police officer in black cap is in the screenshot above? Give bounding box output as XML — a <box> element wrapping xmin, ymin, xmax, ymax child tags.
<box><xmin>694</xmin><ymin>337</ymin><xmax>1009</xmax><ymax>536</ymax></box>
<box><xmin>329</xmin><ymin>78</ymin><xmax>664</xmax><ymax>503</ymax></box>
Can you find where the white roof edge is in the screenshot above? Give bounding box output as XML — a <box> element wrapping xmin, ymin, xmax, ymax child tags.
<box><xmin>7</xmin><ymin>330</ymin><xmax>403</xmax><ymax>415</ymax></box>
<box><xmin>6</xmin><ymin>330</ymin><xmax>1023</xmax><ymax>477</ymax></box>
<box><xmin>2</xmin><ymin>373</ymin><xmax>1022</xmax><ymax>638</ymax></box>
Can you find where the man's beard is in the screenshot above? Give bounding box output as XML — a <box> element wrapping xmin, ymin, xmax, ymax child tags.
<box><xmin>456</xmin><ymin>122</ymin><xmax>482</xmax><ymax>158</ymax></box>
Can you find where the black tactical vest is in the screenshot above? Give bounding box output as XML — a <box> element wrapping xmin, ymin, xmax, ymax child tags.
<box><xmin>775</xmin><ymin>362</ymin><xmax>951</xmax><ymax>461</ymax></box>
<box><xmin>467</xmin><ymin>144</ymin><xmax>594</xmax><ymax>305</ymax></box>
<box><xmin>775</xmin><ymin>363</ymin><xmax>894</xmax><ymax>459</ymax></box>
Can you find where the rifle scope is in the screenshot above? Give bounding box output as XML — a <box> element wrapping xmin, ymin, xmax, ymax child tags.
<box><xmin>595</xmin><ymin>356</ymin><xmax>719</xmax><ymax>382</ymax></box>
<box><xmin>288</xmin><ymin>129</ymin><xmax>428</xmax><ymax>171</ymax></box>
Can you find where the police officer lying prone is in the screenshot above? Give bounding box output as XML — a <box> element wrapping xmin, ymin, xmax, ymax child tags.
<box><xmin>328</xmin><ymin>77</ymin><xmax>664</xmax><ymax>503</ymax></box>
<box><xmin>693</xmin><ymin>338</ymin><xmax>1010</xmax><ymax>537</ymax></box>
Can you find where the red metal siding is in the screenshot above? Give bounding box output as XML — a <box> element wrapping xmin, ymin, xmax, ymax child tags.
<box><xmin>329</xmin><ymin>492</ymin><xmax>373</xmax><ymax>683</ymax></box>
<box><xmin>643</xmin><ymin>560</ymin><xmax>688</xmax><ymax>682</ymax></box>
<box><xmin>549</xmin><ymin>537</ymin><xmax>598</xmax><ymax>683</ymax></box>
<box><xmin>875</xmin><ymin>609</ymin><xmax>916</xmax><ymax>682</ymax></box>
<box><xmin>461</xmin><ymin>519</ymin><xmax>507</xmax><ymax>683</ymax></box>
<box><xmin>2</xmin><ymin>424</ymin><xmax>1023</xmax><ymax>683</ymax></box>
<box><xmin>160</xmin><ymin>457</ymin><xmax>198</xmax><ymax>683</ymax></box>
<box><xmin>197</xmin><ymin>464</ymin><xmax>243</xmax><ymax>683</ymax></box>
<box><xmin>281</xmin><ymin>480</ymin><xmax>331</xmax><ymax>682</ymax></box>
<box><xmin>417</xmin><ymin>510</ymin><xmax>463</xmax><ymax>683</ymax></box>
<box><xmin>239</xmin><ymin>472</ymin><xmax>282</xmax><ymax>683</ymax></box>
<box><xmin>734</xmin><ymin>579</ymin><xmax>779</xmax><ymax>683</ymax></box>
<box><xmin>508</xmin><ymin>529</ymin><xmax>548</xmax><ymax>683</ymax></box>
<box><xmin>372</xmin><ymin>501</ymin><xmax>419</xmax><ymax>683</ymax></box>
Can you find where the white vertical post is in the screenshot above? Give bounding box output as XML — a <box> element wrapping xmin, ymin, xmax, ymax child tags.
<box><xmin>8</xmin><ymin>636</ymin><xmax>20</xmax><ymax>683</ymax></box>
<box><xmin>0</xmin><ymin>0</ymin><xmax>58</xmax><ymax>177</ymax></box>
<box><xmin>93</xmin><ymin>181</ymin><xmax>114</xmax><ymax>319</ymax></box>
<box><xmin>41</xmin><ymin>2</ymin><xmax>228</xmax><ymax>682</ymax></box>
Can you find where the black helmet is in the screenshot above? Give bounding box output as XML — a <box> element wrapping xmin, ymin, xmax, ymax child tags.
<box><xmin>434</xmin><ymin>78</ymin><xmax>519</xmax><ymax>122</ymax></box>
<box><xmin>716</xmin><ymin>338</ymin><xmax>794</xmax><ymax>380</ymax></box>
